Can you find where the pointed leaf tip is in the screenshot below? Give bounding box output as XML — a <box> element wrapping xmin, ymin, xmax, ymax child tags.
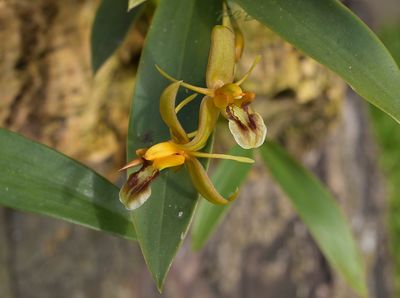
<box><xmin>260</xmin><ymin>142</ymin><xmax>367</xmax><ymax>295</ymax></box>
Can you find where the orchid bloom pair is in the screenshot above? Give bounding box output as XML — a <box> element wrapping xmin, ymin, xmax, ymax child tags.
<box><xmin>119</xmin><ymin>82</ymin><xmax>254</xmax><ymax>210</ymax></box>
<box><xmin>119</xmin><ymin>24</ymin><xmax>266</xmax><ymax>210</ymax></box>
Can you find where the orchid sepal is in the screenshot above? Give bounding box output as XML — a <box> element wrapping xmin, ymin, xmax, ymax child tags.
<box><xmin>159</xmin><ymin>81</ymin><xmax>190</xmax><ymax>143</ymax></box>
<box><xmin>178</xmin><ymin>96</ymin><xmax>220</xmax><ymax>152</ymax></box>
<box><xmin>186</xmin><ymin>157</ymin><xmax>238</xmax><ymax>205</ymax></box>
<box><xmin>206</xmin><ymin>25</ymin><xmax>236</xmax><ymax>89</ymax></box>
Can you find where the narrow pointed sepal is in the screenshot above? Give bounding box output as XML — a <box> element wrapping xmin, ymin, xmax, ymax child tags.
<box><xmin>227</xmin><ymin>105</ymin><xmax>267</xmax><ymax>149</ymax></box>
<box><xmin>179</xmin><ymin>96</ymin><xmax>220</xmax><ymax>152</ymax></box>
<box><xmin>119</xmin><ymin>164</ymin><xmax>159</xmax><ymax>210</ymax></box>
<box><xmin>186</xmin><ymin>157</ymin><xmax>238</xmax><ymax>205</ymax></box>
<box><xmin>159</xmin><ymin>82</ymin><xmax>189</xmax><ymax>143</ymax></box>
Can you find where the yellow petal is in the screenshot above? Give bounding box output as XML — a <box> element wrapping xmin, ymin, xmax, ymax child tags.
<box><xmin>187</xmin><ymin>130</ymin><xmax>198</xmax><ymax>138</ymax></box>
<box><xmin>156</xmin><ymin>65</ymin><xmax>212</xmax><ymax>95</ymax></box>
<box><xmin>235</xmin><ymin>55</ymin><xmax>261</xmax><ymax>86</ymax></box>
<box><xmin>186</xmin><ymin>157</ymin><xmax>238</xmax><ymax>205</ymax></box>
<box><xmin>179</xmin><ymin>96</ymin><xmax>220</xmax><ymax>152</ymax></box>
<box><xmin>189</xmin><ymin>151</ymin><xmax>254</xmax><ymax>164</ymax></box>
<box><xmin>152</xmin><ymin>154</ymin><xmax>185</xmax><ymax>170</ymax></box>
<box><xmin>206</xmin><ymin>25</ymin><xmax>236</xmax><ymax>89</ymax></box>
<box><xmin>159</xmin><ymin>82</ymin><xmax>189</xmax><ymax>143</ymax></box>
<box><xmin>144</xmin><ymin>142</ymin><xmax>181</xmax><ymax>161</ymax></box>
<box><xmin>227</xmin><ymin>105</ymin><xmax>267</xmax><ymax>149</ymax></box>
<box><xmin>119</xmin><ymin>164</ymin><xmax>159</xmax><ymax>210</ymax></box>
<box><xmin>175</xmin><ymin>93</ymin><xmax>198</xmax><ymax>114</ymax></box>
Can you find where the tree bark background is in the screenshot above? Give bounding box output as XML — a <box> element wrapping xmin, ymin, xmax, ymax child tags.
<box><xmin>0</xmin><ymin>1</ymin><xmax>395</xmax><ymax>297</ymax></box>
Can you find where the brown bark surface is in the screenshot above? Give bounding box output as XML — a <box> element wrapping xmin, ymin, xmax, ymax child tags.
<box><xmin>0</xmin><ymin>1</ymin><xmax>394</xmax><ymax>297</ymax></box>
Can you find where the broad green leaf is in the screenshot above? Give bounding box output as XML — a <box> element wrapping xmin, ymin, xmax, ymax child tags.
<box><xmin>260</xmin><ymin>142</ymin><xmax>366</xmax><ymax>296</ymax></box>
<box><xmin>191</xmin><ymin>146</ymin><xmax>253</xmax><ymax>250</ymax></box>
<box><xmin>0</xmin><ymin>128</ymin><xmax>136</xmax><ymax>240</ymax></box>
<box><xmin>380</xmin><ymin>24</ymin><xmax>400</xmax><ymax>66</ymax></box>
<box><xmin>371</xmin><ymin>25</ymin><xmax>400</xmax><ymax>294</ymax></box>
<box><xmin>234</xmin><ymin>0</ymin><xmax>400</xmax><ymax>125</ymax></box>
<box><xmin>370</xmin><ymin>104</ymin><xmax>400</xmax><ymax>294</ymax></box>
<box><xmin>91</xmin><ymin>0</ymin><xmax>143</xmax><ymax>73</ymax></box>
<box><xmin>128</xmin><ymin>0</ymin><xmax>147</xmax><ymax>11</ymax></box>
<box><xmin>127</xmin><ymin>0</ymin><xmax>222</xmax><ymax>290</ymax></box>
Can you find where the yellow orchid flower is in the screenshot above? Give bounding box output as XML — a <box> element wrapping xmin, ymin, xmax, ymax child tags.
<box><xmin>119</xmin><ymin>82</ymin><xmax>254</xmax><ymax>210</ymax></box>
<box><xmin>156</xmin><ymin>25</ymin><xmax>267</xmax><ymax>149</ymax></box>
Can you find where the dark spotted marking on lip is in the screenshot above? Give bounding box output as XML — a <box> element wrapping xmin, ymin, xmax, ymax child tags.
<box><xmin>247</xmin><ymin>113</ymin><xmax>258</xmax><ymax>131</ymax></box>
<box><xmin>226</xmin><ymin>104</ymin><xmax>258</xmax><ymax>132</ymax></box>
<box><xmin>226</xmin><ymin>105</ymin><xmax>248</xmax><ymax>131</ymax></box>
<box><xmin>242</xmin><ymin>104</ymin><xmax>257</xmax><ymax>131</ymax></box>
<box><xmin>124</xmin><ymin>163</ymin><xmax>159</xmax><ymax>196</ymax></box>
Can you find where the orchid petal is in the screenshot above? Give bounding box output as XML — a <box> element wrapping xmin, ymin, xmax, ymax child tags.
<box><xmin>175</xmin><ymin>93</ymin><xmax>198</xmax><ymax>113</ymax></box>
<box><xmin>187</xmin><ymin>130</ymin><xmax>198</xmax><ymax>138</ymax></box>
<box><xmin>179</xmin><ymin>96</ymin><xmax>220</xmax><ymax>152</ymax></box>
<box><xmin>186</xmin><ymin>157</ymin><xmax>238</xmax><ymax>205</ymax></box>
<box><xmin>206</xmin><ymin>25</ymin><xmax>236</xmax><ymax>89</ymax></box>
<box><xmin>119</xmin><ymin>164</ymin><xmax>159</xmax><ymax>210</ymax></box>
<box><xmin>156</xmin><ymin>65</ymin><xmax>211</xmax><ymax>95</ymax></box>
<box><xmin>153</xmin><ymin>154</ymin><xmax>185</xmax><ymax>170</ymax></box>
<box><xmin>159</xmin><ymin>82</ymin><xmax>189</xmax><ymax>143</ymax></box>
<box><xmin>189</xmin><ymin>151</ymin><xmax>254</xmax><ymax>164</ymax></box>
<box><xmin>144</xmin><ymin>142</ymin><xmax>181</xmax><ymax>160</ymax></box>
<box><xmin>227</xmin><ymin>105</ymin><xmax>267</xmax><ymax>149</ymax></box>
<box><xmin>235</xmin><ymin>55</ymin><xmax>261</xmax><ymax>86</ymax></box>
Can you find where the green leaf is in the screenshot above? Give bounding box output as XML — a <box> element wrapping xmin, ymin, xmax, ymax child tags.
<box><xmin>379</xmin><ymin>24</ymin><xmax>400</xmax><ymax>66</ymax></box>
<box><xmin>128</xmin><ymin>0</ymin><xmax>147</xmax><ymax>11</ymax></box>
<box><xmin>369</xmin><ymin>104</ymin><xmax>400</xmax><ymax>295</ymax></box>
<box><xmin>0</xmin><ymin>129</ymin><xmax>136</xmax><ymax>240</ymax></box>
<box><xmin>127</xmin><ymin>0</ymin><xmax>221</xmax><ymax>290</ymax></box>
<box><xmin>91</xmin><ymin>0</ymin><xmax>143</xmax><ymax>73</ymax></box>
<box><xmin>191</xmin><ymin>146</ymin><xmax>253</xmax><ymax>250</ymax></box>
<box><xmin>260</xmin><ymin>142</ymin><xmax>366</xmax><ymax>296</ymax></box>
<box><xmin>371</xmin><ymin>24</ymin><xmax>400</xmax><ymax>293</ymax></box>
<box><xmin>234</xmin><ymin>0</ymin><xmax>400</xmax><ymax>125</ymax></box>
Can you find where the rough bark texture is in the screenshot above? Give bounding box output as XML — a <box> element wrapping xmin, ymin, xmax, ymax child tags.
<box><xmin>0</xmin><ymin>1</ymin><xmax>394</xmax><ymax>297</ymax></box>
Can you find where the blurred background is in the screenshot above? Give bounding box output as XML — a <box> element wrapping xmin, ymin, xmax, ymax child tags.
<box><xmin>0</xmin><ymin>0</ymin><xmax>399</xmax><ymax>297</ymax></box>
